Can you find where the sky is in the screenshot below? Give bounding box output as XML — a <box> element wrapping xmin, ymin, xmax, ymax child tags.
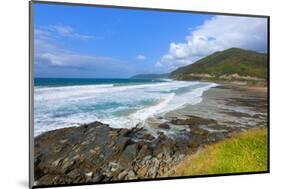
<box><xmin>34</xmin><ymin>3</ymin><xmax>268</xmax><ymax>78</ymax></box>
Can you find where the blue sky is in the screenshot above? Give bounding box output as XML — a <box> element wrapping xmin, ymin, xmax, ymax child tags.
<box><xmin>34</xmin><ymin>3</ymin><xmax>268</xmax><ymax>78</ymax></box>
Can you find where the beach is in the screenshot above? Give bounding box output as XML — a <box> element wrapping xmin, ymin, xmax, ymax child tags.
<box><xmin>33</xmin><ymin>83</ymin><xmax>268</xmax><ymax>186</ymax></box>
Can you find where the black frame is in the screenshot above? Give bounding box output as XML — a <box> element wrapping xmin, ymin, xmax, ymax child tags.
<box><xmin>29</xmin><ymin>0</ymin><xmax>270</xmax><ymax>188</ymax></box>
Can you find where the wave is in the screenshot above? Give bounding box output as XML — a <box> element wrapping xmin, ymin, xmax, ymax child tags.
<box><xmin>34</xmin><ymin>80</ymin><xmax>218</xmax><ymax>136</ymax></box>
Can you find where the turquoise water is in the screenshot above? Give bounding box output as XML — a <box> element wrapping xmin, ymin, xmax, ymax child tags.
<box><xmin>34</xmin><ymin>78</ymin><xmax>217</xmax><ymax>136</ymax></box>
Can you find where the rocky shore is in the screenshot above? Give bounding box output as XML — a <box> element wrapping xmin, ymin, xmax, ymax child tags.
<box><xmin>34</xmin><ymin>84</ymin><xmax>268</xmax><ymax>186</ymax></box>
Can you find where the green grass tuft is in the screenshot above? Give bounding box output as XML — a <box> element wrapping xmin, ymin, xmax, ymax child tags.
<box><xmin>174</xmin><ymin>128</ymin><xmax>268</xmax><ymax>176</ymax></box>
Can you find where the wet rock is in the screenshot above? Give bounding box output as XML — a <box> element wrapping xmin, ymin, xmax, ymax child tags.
<box><xmin>189</xmin><ymin>125</ymin><xmax>209</xmax><ymax>136</ymax></box>
<box><xmin>171</xmin><ymin>116</ymin><xmax>217</xmax><ymax>126</ymax></box>
<box><xmin>170</xmin><ymin>119</ymin><xmax>188</xmax><ymax>125</ymax></box>
<box><xmin>158</xmin><ymin>123</ymin><xmax>170</xmax><ymax>129</ymax></box>
<box><xmin>142</xmin><ymin>133</ymin><xmax>155</xmax><ymax>141</ymax></box>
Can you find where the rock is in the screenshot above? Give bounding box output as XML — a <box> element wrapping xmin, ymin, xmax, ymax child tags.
<box><xmin>33</xmin><ymin>118</ymin><xmax>225</xmax><ymax>184</ymax></box>
<box><xmin>137</xmin><ymin>166</ymin><xmax>148</xmax><ymax>177</ymax></box>
<box><xmin>146</xmin><ymin>166</ymin><xmax>158</xmax><ymax>178</ymax></box>
<box><xmin>118</xmin><ymin>129</ymin><xmax>130</xmax><ymax>137</ymax></box>
<box><xmin>142</xmin><ymin>133</ymin><xmax>155</xmax><ymax>141</ymax></box>
<box><xmin>123</xmin><ymin>144</ymin><xmax>137</xmax><ymax>158</ymax></box>
<box><xmin>52</xmin><ymin>158</ymin><xmax>62</xmax><ymax>167</ymax></box>
<box><xmin>178</xmin><ymin>154</ymin><xmax>185</xmax><ymax>161</ymax></box>
<box><xmin>61</xmin><ymin>158</ymin><xmax>76</xmax><ymax>173</ymax></box>
<box><xmin>108</xmin><ymin>162</ymin><xmax>122</xmax><ymax>172</ymax></box>
<box><xmin>170</xmin><ymin>116</ymin><xmax>217</xmax><ymax>126</ymax></box>
<box><xmin>118</xmin><ymin>170</ymin><xmax>128</xmax><ymax>180</ymax></box>
<box><xmin>190</xmin><ymin>124</ymin><xmax>210</xmax><ymax>134</ymax></box>
<box><xmin>157</xmin><ymin>153</ymin><xmax>164</xmax><ymax>159</ymax></box>
<box><xmin>119</xmin><ymin>143</ymin><xmax>138</xmax><ymax>166</ymax></box>
<box><xmin>144</xmin><ymin>157</ymin><xmax>160</xmax><ymax>178</ymax></box>
<box><xmin>67</xmin><ymin>169</ymin><xmax>81</xmax><ymax>179</ymax></box>
<box><xmin>141</xmin><ymin>155</ymin><xmax>152</xmax><ymax>166</ymax></box>
<box><xmin>137</xmin><ymin>144</ymin><xmax>152</xmax><ymax>159</ymax></box>
<box><xmin>158</xmin><ymin>123</ymin><xmax>170</xmax><ymax>129</ymax></box>
<box><xmin>127</xmin><ymin>170</ymin><xmax>137</xmax><ymax>179</ymax></box>
<box><xmin>165</xmin><ymin>157</ymin><xmax>173</xmax><ymax>164</ymax></box>
<box><xmin>92</xmin><ymin>172</ymin><xmax>105</xmax><ymax>182</ymax></box>
<box><xmin>115</xmin><ymin>137</ymin><xmax>130</xmax><ymax>152</ymax></box>
<box><xmin>171</xmin><ymin>119</ymin><xmax>188</xmax><ymax>125</ymax></box>
<box><xmin>85</xmin><ymin>172</ymin><xmax>93</xmax><ymax>178</ymax></box>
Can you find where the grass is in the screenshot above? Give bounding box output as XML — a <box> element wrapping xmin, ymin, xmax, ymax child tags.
<box><xmin>174</xmin><ymin>128</ymin><xmax>268</xmax><ymax>176</ymax></box>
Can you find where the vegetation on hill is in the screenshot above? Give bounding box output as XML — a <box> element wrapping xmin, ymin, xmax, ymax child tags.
<box><xmin>173</xmin><ymin>128</ymin><xmax>268</xmax><ymax>176</ymax></box>
<box><xmin>170</xmin><ymin>48</ymin><xmax>268</xmax><ymax>83</ymax></box>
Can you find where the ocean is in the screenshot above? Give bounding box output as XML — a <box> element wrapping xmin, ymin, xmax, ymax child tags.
<box><xmin>34</xmin><ymin>78</ymin><xmax>217</xmax><ymax>136</ymax></box>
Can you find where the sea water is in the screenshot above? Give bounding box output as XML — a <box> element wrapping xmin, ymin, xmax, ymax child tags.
<box><xmin>34</xmin><ymin>78</ymin><xmax>217</xmax><ymax>136</ymax></box>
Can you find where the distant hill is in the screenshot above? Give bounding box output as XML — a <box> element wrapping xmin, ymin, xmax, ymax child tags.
<box><xmin>170</xmin><ymin>48</ymin><xmax>268</xmax><ymax>84</ymax></box>
<box><xmin>130</xmin><ymin>73</ymin><xmax>169</xmax><ymax>79</ymax></box>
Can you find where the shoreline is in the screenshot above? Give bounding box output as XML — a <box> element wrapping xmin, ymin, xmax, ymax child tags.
<box><xmin>33</xmin><ymin>83</ymin><xmax>268</xmax><ymax>186</ymax></box>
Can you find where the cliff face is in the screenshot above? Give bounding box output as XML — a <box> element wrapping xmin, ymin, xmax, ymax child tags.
<box><xmin>170</xmin><ymin>48</ymin><xmax>268</xmax><ymax>83</ymax></box>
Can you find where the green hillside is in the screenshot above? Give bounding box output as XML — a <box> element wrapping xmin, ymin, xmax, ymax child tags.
<box><xmin>170</xmin><ymin>48</ymin><xmax>268</xmax><ymax>83</ymax></box>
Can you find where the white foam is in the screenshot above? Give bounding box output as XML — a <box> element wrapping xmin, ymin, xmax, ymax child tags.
<box><xmin>34</xmin><ymin>81</ymin><xmax>218</xmax><ymax>136</ymax></box>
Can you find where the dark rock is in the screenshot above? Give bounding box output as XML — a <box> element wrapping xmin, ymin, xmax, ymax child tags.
<box><xmin>115</xmin><ymin>137</ymin><xmax>130</xmax><ymax>152</ymax></box>
<box><xmin>123</xmin><ymin>144</ymin><xmax>138</xmax><ymax>157</ymax></box>
<box><xmin>170</xmin><ymin>119</ymin><xmax>188</xmax><ymax>125</ymax></box>
<box><xmin>118</xmin><ymin>143</ymin><xmax>138</xmax><ymax>167</ymax></box>
<box><xmin>137</xmin><ymin>144</ymin><xmax>152</xmax><ymax>159</ymax></box>
<box><xmin>171</xmin><ymin>116</ymin><xmax>217</xmax><ymax>126</ymax></box>
<box><xmin>118</xmin><ymin>129</ymin><xmax>130</xmax><ymax>137</ymax></box>
<box><xmin>142</xmin><ymin>133</ymin><xmax>155</xmax><ymax>141</ymax></box>
<box><xmin>92</xmin><ymin>172</ymin><xmax>105</xmax><ymax>182</ymax></box>
<box><xmin>158</xmin><ymin>123</ymin><xmax>170</xmax><ymax>129</ymax></box>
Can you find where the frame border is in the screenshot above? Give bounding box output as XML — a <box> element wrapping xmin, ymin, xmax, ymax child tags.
<box><xmin>29</xmin><ymin>1</ymin><xmax>35</xmax><ymax>188</ymax></box>
<box><xmin>29</xmin><ymin>1</ymin><xmax>270</xmax><ymax>188</ymax></box>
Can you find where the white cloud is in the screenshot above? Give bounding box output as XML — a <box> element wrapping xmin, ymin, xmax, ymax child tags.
<box><xmin>39</xmin><ymin>25</ymin><xmax>97</xmax><ymax>40</ymax></box>
<box><xmin>35</xmin><ymin>38</ymin><xmax>125</xmax><ymax>68</ymax></box>
<box><xmin>155</xmin><ymin>15</ymin><xmax>268</xmax><ymax>71</ymax></box>
<box><xmin>136</xmin><ymin>54</ymin><xmax>146</xmax><ymax>60</ymax></box>
<box><xmin>34</xmin><ymin>26</ymin><xmax>126</xmax><ymax>68</ymax></box>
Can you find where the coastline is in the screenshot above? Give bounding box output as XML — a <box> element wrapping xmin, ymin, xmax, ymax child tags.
<box><xmin>33</xmin><ymin>83</ymin><xmax>268</xmax><ymax>186</ymax></box>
